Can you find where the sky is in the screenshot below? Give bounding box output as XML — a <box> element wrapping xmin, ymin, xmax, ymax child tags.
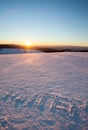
<box><xmin>0</xmin><ymin>0</ymin><xmax>88</xmax><ymax>46</ymax></box>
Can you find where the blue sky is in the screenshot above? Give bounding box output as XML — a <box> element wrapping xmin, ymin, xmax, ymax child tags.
<box><xmin>0</xmin><ymin>0</ymin><xmax>88</xmax><ymax>46</ymax></box>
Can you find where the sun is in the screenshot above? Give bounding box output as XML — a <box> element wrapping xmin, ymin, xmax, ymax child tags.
<box><xmin>25</xmin><ymin>41</ymin><xmax>31</xmax><ymax>46</ymax></box>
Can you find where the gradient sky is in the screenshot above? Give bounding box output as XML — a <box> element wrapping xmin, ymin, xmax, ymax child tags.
<box><xmin>0</xmin><ymin>0</ymin><xmax>88</xmax><ymax>46</ymax></box>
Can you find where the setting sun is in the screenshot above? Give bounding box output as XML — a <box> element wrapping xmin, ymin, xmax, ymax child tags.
<box><xmin>25</xmin><ymin>41</ymin><xmax>31</xmax><ymax>46</ymax></box>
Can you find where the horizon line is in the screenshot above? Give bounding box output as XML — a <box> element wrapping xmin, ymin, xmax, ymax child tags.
<box><xmin>0</xmin><ymin>40</ymin><xmax>88</xmax><ymax>47</ymax></box>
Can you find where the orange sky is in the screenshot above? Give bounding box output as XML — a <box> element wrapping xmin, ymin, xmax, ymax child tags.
<box><xmin>0</xmin><ymin>40</ymin><xmax>88</xmax><ymax>47</ymax></box>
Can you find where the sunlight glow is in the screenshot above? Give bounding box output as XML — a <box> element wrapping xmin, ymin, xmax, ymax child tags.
<box><xmin>25</xmin><ymin>41</ymin><xmax>31</xmax><ymax>46</ymax></box>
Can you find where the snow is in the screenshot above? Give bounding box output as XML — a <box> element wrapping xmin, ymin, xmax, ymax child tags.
<box><xmin>0</xmin><ymin>52</ymin><xmax>88</xmax><ymax>130</ymax></box>
<box><xmin>0</xmin><ymin>48</ymin><xmax>42</xmax><ymax>54</ymax></box>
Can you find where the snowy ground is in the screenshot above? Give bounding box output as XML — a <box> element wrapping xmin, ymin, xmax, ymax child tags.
<box><xmin>0</xmin><ymin>52</ymin><xmax>88</xmax><ymax>130</ymax></box>
<box><xmin>0</xmin><ymin>48</ymin><xmax>42</xmax><ymax>54</ymax></box>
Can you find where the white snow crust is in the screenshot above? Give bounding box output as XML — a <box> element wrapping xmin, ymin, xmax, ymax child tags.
<box><xmin>0</xmin><ymin>52</ymin><xmax>88</xmax><ymax>130</ymax></box>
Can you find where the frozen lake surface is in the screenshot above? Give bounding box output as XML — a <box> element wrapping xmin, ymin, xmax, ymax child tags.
<box><xmin>0</xmin><ymin>52</ymin><xmax>88</xmax><ymax>130</ymax></box>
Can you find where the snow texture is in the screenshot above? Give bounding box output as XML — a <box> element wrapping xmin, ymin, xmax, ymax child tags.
<box><xmin>0</xmin><ymin>52</ymin><xmax>88</xmax><ymax>130</ymax></box>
